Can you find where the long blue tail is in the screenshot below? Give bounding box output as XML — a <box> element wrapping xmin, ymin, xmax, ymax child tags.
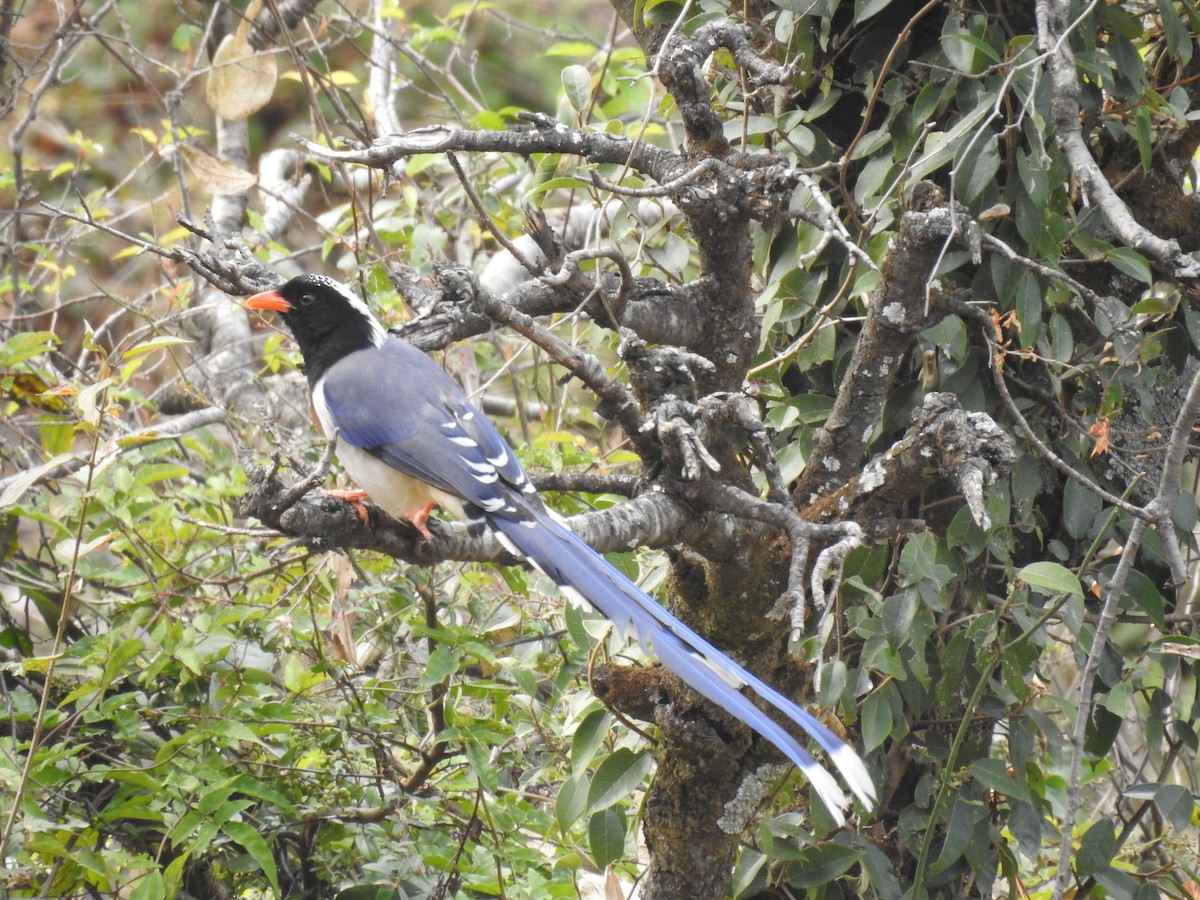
<box><xmin>489</xmin><ymin>510</ymin><xmax>876</xmax><ymax>823</ymax></box>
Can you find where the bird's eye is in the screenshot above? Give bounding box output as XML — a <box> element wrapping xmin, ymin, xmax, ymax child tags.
<box><xmin>299</xmin><ymin>293</ymin><xmax>316</xmax><ymax>306</ymax></box>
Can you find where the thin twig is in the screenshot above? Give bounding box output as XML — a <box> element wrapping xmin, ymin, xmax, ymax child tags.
<box><xmin>587</xmin><ymin>158</ymin><xmax>721</xmax><ymax>198</ymax></box>
<box><xmin>447</xmin><ymin>151</ymin><xmax>543</xmax><ymax>277</ymax></box>
<box><xmin>1052</xmin><ymin>515</ymin><xmax>1148</xmax><ymax>900</ymax></box>
<box><xmin>951</xmin><ymin>299</ymin><xmax>1149</xmax><ymax>520</ymax></box>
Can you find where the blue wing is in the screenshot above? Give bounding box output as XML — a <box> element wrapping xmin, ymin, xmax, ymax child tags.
<box><xmin>319</xmin><ymin>335</ymin><xmax>875</xmax><ymax>821</ymax></box>
<box><xmin>320</xmin><ymin>338</ymin><xmax>537</xmax><ymax>515</ymax></box>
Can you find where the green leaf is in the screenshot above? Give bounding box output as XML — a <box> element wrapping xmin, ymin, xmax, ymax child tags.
<box><xmin>1007</xmin><ymin>800</ymin><xmax>1044</xmax><ymax>860</ymax></box>
<box><xmin>858</xmin><ymin>837</ymin><xmax>904</xmax><ymax>899</ymax></box>
<box><xmin>1014</xmin><ymin>270</ymin><xmax>1043</xmax><ymax>348</ymax></box>
<box><xmin>929</xmin><ymin>794</ymin><xmax>983</xmax><ymax>876</ymax></box>
<box><xmin>465</xmin><ymin>740</ymin><xmax>499</xmax><ymax>793</ymax></box>
<box><xmin>0</xmin><ymin>452</ymin><xmax>76</xmax><ymax>508</ymax></box>
<box><xmin>642</xmin><ymin>0</ymin><xmax>682</xmax><ymax>24</ymax></box>
<box><xmin>898</xmin><ymin>532</ymin><xmax>955</xmax><ymax>592</ymax></box>
<box><xmin>1107</xmin><ymin>247</ymin><xmax>1153</xmax><ymax>285</ymax></box>
<box><xmin>1154</xmin><ymin>783</ymin><xmax>1194</xmax><ymax>832</ymax></box>
<box><xmin>1063</xmin><ymin>476</ymin><xmax>1103</xmax><ymax>539</ymax></box>
<box><xmin>786</xmin><ymin>843</ymin><xmax>864</xmax><ymax>888</ymax></box>
<box><xmin>0</xmin><ymin>330</ymin><xmax>61</xmax><ymax>366</ymax></box>
<box><xmin>561</xmin><ymin>65</ymin><xmax>592</xmax><ymax>114</ymax></box>
<box><xmin>586</xmin><ymin>748</ymin><xmax>653</xmax><ymax>812</ymax></box>
<box><xmin>861</xmin><ymin>687</ymin><xmax>893</xmax><ymax>753</ymax></box>
<box><xmin>1123</xmin><ymin>569</ymin><xmax>1165</xmax><ymax>628</ymax></box>
<box><xmin>100</xmin><ymin>639</ymin><xmax>145</xmax><ymax>688</ymax></box>
<box><xmin>731</xmin><ymin>847</ymin><xmax>767</xmax><ymax>897</ymax></box>
<box><xmin>970</xmin><ymin>758</ymin><xmax>1031</xmax><ymax>804</ymax></box>
<box><xmin>1158</xmin><ymin>0</ymin><xmax>1193</xmax><ymax>65</ymax></box>
<box><xmin>571</xmin><ymin>709</ymin><xmax>611</xmax><ymax>774</ymax></box>
<box><xmin>587</xmin><ymin>808</ymin><xmax>626</xmax><ymax>868</ymax></box>
<box><xmin>526</xmin><ymin>153</ymin><xmax>564</xmax><ymax>200</ymax></box>
<box><xmin>1075</xmin><ymin>819</ymin><xmax>1115</xmax><ymax>876</ymax></box>
<box><xmin>1133</xmin><ymin>106</ymin><xmax>1153</xmax><ymax>172</ymax></box>
<box><xmin>423</xmin><ymin>644</ymin><xmax>461</xmax><ymax>684</ymax></box>
<box><xmin>1015</xmin><ymin>561</ymin><xmax>1082</xmax><ymax>598</ymax></box>
<box><xmin>547</xmin><ymin>40</ymin><xmax>603</xmax><ymax>57</ymax></box>
<box><xmin>953</xmin><ymin>133</ymin><xmax>999</xmax><ymax>204</ymax></box>
<box><xmin>943</xmin><ymin>32</ymin><xmax>1001</xmax><ymax>70</ymax></box>
<box><xmin>564</xmin><ymin>602</ymin><xmax>596</xmax><ymax>652</ymax></box>
<box><xmin>556</xmin><ymin>774</ymin><xmax>589</xmax><ymax>831</ymax></box>
<box><xmin>647</xmin><ymin>231</ymin><xmax>692</xmax><ymax>278</ymax></box>
<box><xmin>853</xmin><ymin>0</ymin><xmax>893</xmax><ymax>24</ymax></box>
<box><xmin>524</xmin><ymin>175</ymin><xmax>590</xmax><ymax>200</ymax></box>
<box><xmin>120</xmin><ymin>335</ymin><xmax>191</xmax><ymax>361</ymax></box>
<box><xmin>224</xmin><ymin>820</ymin><xmax>279</xmax><ymax>893</ymax></box>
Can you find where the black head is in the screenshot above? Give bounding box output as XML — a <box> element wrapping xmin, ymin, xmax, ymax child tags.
<box><xmin>245</xmin><ymin>274</ymin><xmax>386</xmax><ymax>384</ymax></box>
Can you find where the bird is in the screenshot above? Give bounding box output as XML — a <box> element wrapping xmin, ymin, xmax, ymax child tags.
<box><xmin>243</xmin><ymin>273</ymin><xmax>875</xmax><ymax>822</ymax></box>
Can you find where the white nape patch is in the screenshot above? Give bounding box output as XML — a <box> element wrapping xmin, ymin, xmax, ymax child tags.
<box><xmin>322</xmin><ymin>276</ymin><xmax>388</xmax><ymax>347</ymax></box>
<box><xmin>449</xmin><ymin>435</ymin><xmax>478</xmax><ymax>448</ymax></box>
<box><xmin>831</xmin><ymin>744</ymin><xmax>877</xmax><ymax>808</ymax></box>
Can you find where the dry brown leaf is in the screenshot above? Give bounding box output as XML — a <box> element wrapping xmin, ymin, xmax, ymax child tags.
<box><xmin>604</xmin><ymin>866</ymin><xmax>626</xmax><ymax>900</ymax></box>
<box><xmin>328</xmin><ymin>606</ymin><xmax>358</xmax><ymax>666</ymax></box>
<box><xmin>325</xmin><ymin>553</ymin><xmax>359</xmax><ymax>666</ymax></box>
<box><xmin>178</xmin><ymin>144</ymin><xmax>257</xmax><ymax>195</ymax></box>
<box><xmin>205</xmin><ymin>31</ymin><xmax>278</xmax><ymax>121</ymax></box>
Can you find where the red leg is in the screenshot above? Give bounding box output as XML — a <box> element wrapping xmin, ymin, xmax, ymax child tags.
<box><xmin>323</xmin><ymin>490</ymin><xmax>436</xmax><ymax>538</ymax></box>
<box><xmin>403</xmin><ymin>501</ymin><xmax>436</xmax><ymax>539</ymax></box>
<box><xmin>324</xmin><ymin>488</ymin><xmax>370</xmax><ymax>524</ymax></box>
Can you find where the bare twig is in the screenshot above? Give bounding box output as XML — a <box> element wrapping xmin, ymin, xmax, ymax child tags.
<box><xmin>1052</xmin><ymin>515</ymin><xmax>1148</xmax><ymax>900</ymax></box>
<box><xmin>292</xmin><ymin>120</ymin><xmax>681</xmax><ymax>186</ymax></box>
<box><xmin>952</xmin><ymin>299</ymin><xmax>1148</xmax><ymax>520</ymax></box>
<box><xmin>447</xmin><ymin>151</ymin><xmax>544</xmax><ymax>277</ymax></box>
<box><xmin>588</xmin><ymin>158</ymin><xmax>721</xmax><ymax>198</ymax></box>
<box><xmin>1036</xmin><ymin>0</ymin><xmax>1200</xmax><ymax>278</ymax></box>
<box><xmin>981</xmin><ymin>232</ymin><xmax>1104</xmax><ymax>308</ymax></box>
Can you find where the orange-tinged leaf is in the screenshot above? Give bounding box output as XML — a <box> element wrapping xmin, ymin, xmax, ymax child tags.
<box><xmin>1087</xmin><ymin>417</ymin><xmax>1110</xmax><ymax>456</ymax></box>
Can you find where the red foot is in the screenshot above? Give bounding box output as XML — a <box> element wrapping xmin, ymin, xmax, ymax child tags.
<box><xmin>325</xmin><ymin>488</ymin><xmax>370</xmax><ymax>524</ymax></box>
<box><xmin>403</xmin><ymin>501</ymin><xmax>437</xmax><ymax>539</ymax></box>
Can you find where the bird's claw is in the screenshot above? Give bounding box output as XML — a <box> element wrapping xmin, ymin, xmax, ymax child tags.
<box><xmin>324</xmin><ymin>488</ymin><xmax>371</xmax><ymax>525</ymax></box>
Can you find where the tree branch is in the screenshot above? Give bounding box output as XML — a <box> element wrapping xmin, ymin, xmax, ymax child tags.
<box><xmin>1037</xmin><ymin>0</ymin><xmax>1200</xmax><ymax>278</ymax></box>
<box><xmin>236</xmin><ymin>444</ymin><xmax>715</xmax><ymax>564</ymax></box>
<box><xmin>292</xmin><ymin>116</ymin><xmax>682</xmax><ymax>185</ymax></box>
<box><xmin>793</xmin><ymin>183</ymin><xmax>973</xmax><ymax>503</ymax></box>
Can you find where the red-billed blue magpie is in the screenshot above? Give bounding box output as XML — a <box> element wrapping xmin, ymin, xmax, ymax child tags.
<box><xmin>245</xmin><ymin>274</ymin><xmax>875</xmax><ymax>822</ymax></box>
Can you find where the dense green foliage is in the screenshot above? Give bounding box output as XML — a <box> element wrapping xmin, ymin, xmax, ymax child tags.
<box><xmin>4</xmin><ymin>0</ymin><xmax>1200</xmax><ymax>898</ymax></box>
